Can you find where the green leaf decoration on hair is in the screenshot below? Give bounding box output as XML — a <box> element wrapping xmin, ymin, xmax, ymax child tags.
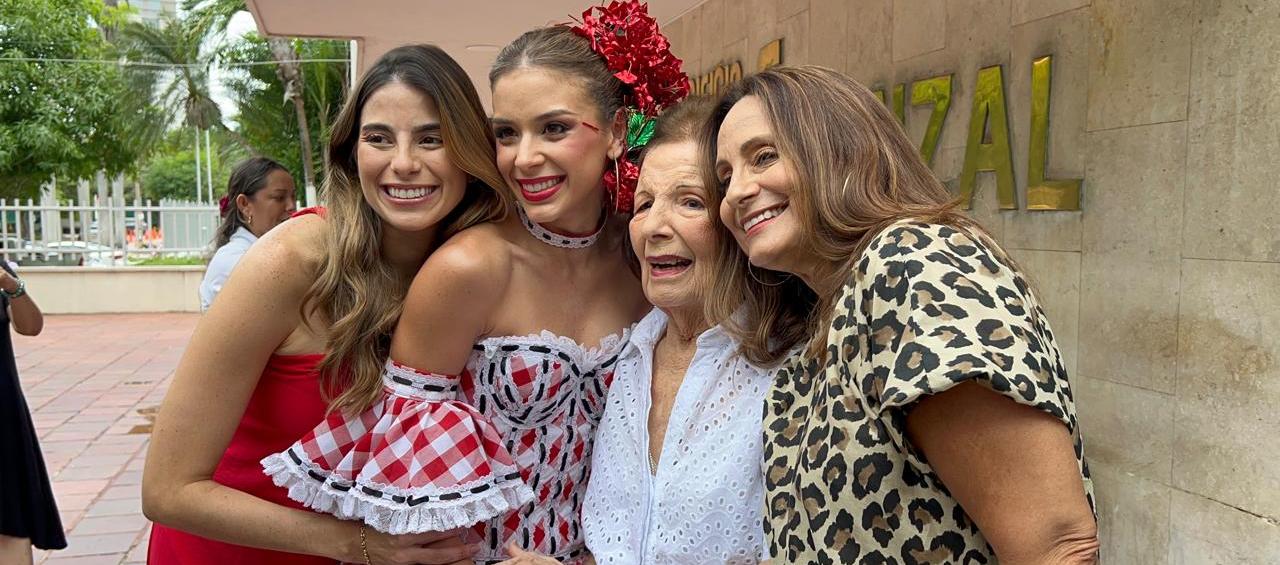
<box><xmin>626</xmin><ymin>111</ymin><xmax>657</xmax><ymax>149</ymax></box>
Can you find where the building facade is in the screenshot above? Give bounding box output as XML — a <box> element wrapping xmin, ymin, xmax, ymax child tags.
<box><xmin>125</xmin><ymin>0</ymin><xmax>177</xmax><ymax>25</ymax></box>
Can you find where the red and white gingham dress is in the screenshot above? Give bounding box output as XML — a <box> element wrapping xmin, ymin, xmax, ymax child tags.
<box><xmin>261</xmin><ymin>360</ymin><xmax>534</xmax><ymax>534</ymax></box>
<box><xmin>462</xmin><ymin>330</ymin><xmax>627</xmax><ymax>565</ymax></box>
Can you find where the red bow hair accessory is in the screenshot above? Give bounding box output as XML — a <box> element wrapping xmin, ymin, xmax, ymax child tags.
<box><xmin>571</xmin><ymin>0</ymin><xmax>690</xmax><ymax>213</ymax></box>
<box><xmin>218</xmin><ymin>195</ymin><xmax>231</xmax><ymax>216</ymax></box>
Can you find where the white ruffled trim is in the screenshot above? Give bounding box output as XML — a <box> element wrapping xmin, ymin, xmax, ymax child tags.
<box><xmin>381</xmin><ymin>360</ymin><xmax>457</xmax><ymax>400</ymax></box>
<box><xmin>262</xmin><ymin>452</ymin><xmax>534</xmax><ymax>534</ymax></box>
<box><xmin>474</xmin><ymin>326</ymin><xmax>634</xmax><ymax>365</ymax></box>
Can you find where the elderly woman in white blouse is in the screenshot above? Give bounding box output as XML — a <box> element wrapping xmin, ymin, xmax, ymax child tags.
<box><xmin>580</xmin><ymin>97</ymin><xmax>773</xmax><ymax>565</ymax></box>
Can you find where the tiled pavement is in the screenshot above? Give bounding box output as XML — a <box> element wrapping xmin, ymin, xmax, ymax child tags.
<box><xmin>16</xmin><ymin>313</ymin><xmax>199</xmax><ymax>564</ymax></box>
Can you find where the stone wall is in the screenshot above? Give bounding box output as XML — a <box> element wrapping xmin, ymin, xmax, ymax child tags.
<box><xmin>664</xmin><ymin>0</ymin><xmax>1280</xmax><ymax>561</ymax></box>
<box><xmin>22</xmin><ymin>267</ymin><xmax>205</xmax><ymax>314</ymax></box>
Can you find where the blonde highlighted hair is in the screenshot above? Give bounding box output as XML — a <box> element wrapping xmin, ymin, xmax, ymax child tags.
<box><xmin>304</xmin><ymin>45</ymin><xmax>511</xmax><ymax>414</ymax></box>
<box><xmin>701</xmin><ymin>66</ymin><xmax>997</xmax><ymax>364</ymax></box>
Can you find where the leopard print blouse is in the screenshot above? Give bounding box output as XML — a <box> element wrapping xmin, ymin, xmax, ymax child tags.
<box><xmin>762</xmin><ymin>221</ymin><xmax>1094</xmax><ymax>564</ymax></box>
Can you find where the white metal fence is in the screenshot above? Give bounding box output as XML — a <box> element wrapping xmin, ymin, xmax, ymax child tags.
<box><xmin>0</xmin><ymin>197</ymin><xmax>220</xmax><ymax>267</ymax></box>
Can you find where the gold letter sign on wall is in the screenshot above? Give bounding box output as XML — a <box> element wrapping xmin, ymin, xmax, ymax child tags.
<box><xmin>694</xmin><ymin>61</ymin><xmax>743</xmax><ymax>96</ymax></box>
<box><xmin>959</xmin><ymin>65</ymin><xmax>1016</xmax><ymax>210</ymax></box>
<box><xmin>892</xmin><ymin>84</ymin><xmax>906</xmax><ymax>124</ymax></box>
<box><xmin>911</xmin><ymin>75</ymin><xmax>952</xmax><ymax>166</ymax></box>
<box><xmin>757</xmin><ymin>39</ymin><xmax>782</xmax><ymax>71</ymax></box>
<box><xmin>1026</xmin><ymin>55</ymin><xmax>1082</xmax><ymax>210</ymax></box>
<box><xmin>691</xmin><ymin>39</ymin><xmax>777</xmax><ymax>96</ymax></box>
<box><xmin>685</xmin><ymin>36</ymin><xmax>1079</xmax><ymax>211</ymax></box>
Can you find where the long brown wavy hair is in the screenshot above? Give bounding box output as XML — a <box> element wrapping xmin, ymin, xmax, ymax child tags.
<box><xmin>304</xmin><ymin>45</ymin><xmax>510</xmax><ymax>414</ymax></box>
<box><xmin>701</xmin><ymin>66</ymin><xmax>996</xmax><ymax>364</ymax></box>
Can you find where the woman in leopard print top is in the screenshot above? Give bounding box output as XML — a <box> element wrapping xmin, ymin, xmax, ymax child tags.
<box><xmin>699</xmin><ymin>66</ymin><xmax>1099</xmax><ymax>564</ymax></box>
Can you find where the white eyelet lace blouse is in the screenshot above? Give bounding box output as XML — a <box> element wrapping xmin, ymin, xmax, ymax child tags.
<box><xmin>582</xmin><ymin>308</ymin><xmax>772</xmax><ymax>564</ymax></box>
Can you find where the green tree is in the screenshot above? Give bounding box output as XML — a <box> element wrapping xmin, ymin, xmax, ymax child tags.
<box><xmin>140</xmin><ymin>149</ymin><xmax>201</xmax><ymax>201</ymax></box>
<box><xmin>114</xmin><ymin>15</ymin><xmax>252</xmax><ymax>152</ymax></box>
<box><xmin>138</xmin><ymin>127</ymin><xmax>238</xmax><ymax>201</ymax></box>
<box><xmin>0</xmin><ymin>0</ymin><xmax>144</xmax><ymax>198</ymax></box>
<box><xmin>221</xmin><ymin>35</ymin><xmax>347</xmax><ymax>200</ymax></box>
<box><xmin>186</xmin><ymin>0</ymin><xmax>327</xmax><ymax>202</ymax></box>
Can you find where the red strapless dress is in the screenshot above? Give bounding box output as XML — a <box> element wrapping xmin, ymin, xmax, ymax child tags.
<box><xmin>147</xmin><ymin>353</ymin><xmax>335</xmax><ymax>565</ymax></box>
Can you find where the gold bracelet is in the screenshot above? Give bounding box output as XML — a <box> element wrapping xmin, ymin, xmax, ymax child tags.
<box><xmin>359</xmin><ymin>524</ymin><xmax>372</xmax><ymax>565</ymax></box>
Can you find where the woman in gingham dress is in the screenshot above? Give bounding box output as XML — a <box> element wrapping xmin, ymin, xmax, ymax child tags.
<box><xmin>265</xmin><ymin>3</ymin><xmax>689</xmax><ymax>563</ymax></box>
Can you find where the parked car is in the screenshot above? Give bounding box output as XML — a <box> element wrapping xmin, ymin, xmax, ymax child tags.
<box><xmin>37</xmin><ymin>241</ymin><xmax>122</xmax><ymax>267</ymax></box>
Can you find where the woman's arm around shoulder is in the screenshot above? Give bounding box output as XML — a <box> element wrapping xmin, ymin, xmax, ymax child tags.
<box><xmin>390</xmin><ymin>224</ymin><xmax>512</xmax><ymax>374</ymax></box>
<box><xmin>144</xmin><ymin>214</ymin><xmax>477</xmax><ymax>565</ymax></box>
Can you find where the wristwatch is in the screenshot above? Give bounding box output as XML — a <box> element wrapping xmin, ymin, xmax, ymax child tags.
<box><xmin>1</xmin><ymin>278</ymin><xmax>26</xmax><ymax>299</ymax></box>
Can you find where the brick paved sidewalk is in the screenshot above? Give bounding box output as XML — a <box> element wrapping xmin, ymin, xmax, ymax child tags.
<box><xmin>15</xmin><ymin>313</ymin><xmax>199</xmax><ymax>565</ymax></box>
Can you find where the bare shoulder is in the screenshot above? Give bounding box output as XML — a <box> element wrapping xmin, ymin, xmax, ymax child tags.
<box><xmin>247</xmin><ymin>213</ymin><xmax>327</xmax><ymax>274</ymax></box>
<box><xmin>417</xmin><ymin>221</ymin><xmax>514</xmax><ymax>293</ymax></box>
<box><xmin>404</xmin><ymin>221</ymin><xmax>514</xmax><ymax>315</ymax></box>
<box><xmin>394</xmin><ymin>222</ymin><xmax>513</xmax><ymax>361</ymax></box>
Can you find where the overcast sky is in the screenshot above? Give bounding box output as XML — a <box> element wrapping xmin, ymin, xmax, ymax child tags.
<box><xmin>207</xmin><ymin>10</ymin><xmax>259</xmax><ymax>120</ymax></box>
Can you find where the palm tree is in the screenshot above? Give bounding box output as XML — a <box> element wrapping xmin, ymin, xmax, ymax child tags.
<box><xmin>115</xmin><ymin>16</ymin><xmax>254</xmax><ymax>152</ymax></box>
<box><xmin>186</xmin><ymin>0</ymin><xmax>317</xmax><ymax>204</ymax></box>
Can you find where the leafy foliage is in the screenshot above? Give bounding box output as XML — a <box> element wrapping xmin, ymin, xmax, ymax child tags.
<box><xmin>0</xmin><ymin>0</ymin><xmax>146</xmax><ymax>197</ymax></box>
<box><xmin>137</xmin><ymin>126</ymin><xmax>241</xmax><ymax>202</ymax></box>
<box><xmin>220</xmin><ymin>35</ymin><xmax>348</xmax><ymax>196</ymax></box>
<box><xmin>1</xmin><ymin>0</ymin><xmax>348</xmax><ymax>204</ymax></box>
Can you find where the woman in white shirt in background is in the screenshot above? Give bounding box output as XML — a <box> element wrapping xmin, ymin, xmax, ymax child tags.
<box><xmin>199</xmin><ymin>157</ymin><xmax>297</xmax><ymax>311</ymax></box>
<box><xmin>580</xmin><ymin>97</ymin><xmax>773</xmax><ymax>565</ymax></box>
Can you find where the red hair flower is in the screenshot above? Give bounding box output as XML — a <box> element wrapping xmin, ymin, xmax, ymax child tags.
<box><xmin>572</xmin><ymin>0</ymin><xmax>690</xmax><ymax>212</ymax></box>
<box><xmin>571</xmin><ymin>0</ymin><xmax>691</xmax><ymax>116</ymax></box>
<box><xmin>602</xmin><ymin>157</ymin><xmax>640</xmax><ymax>213</ymax></box>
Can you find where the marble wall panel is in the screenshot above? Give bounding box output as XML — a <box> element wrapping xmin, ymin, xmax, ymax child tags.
<box><xmin>1086</xmin><ymin>0</ymin><xmax>1193</xmax><ymax>130</ymax></box>
<box><xmin>1091</xmin><ymin>465</ymin><xmax>1172</xmax><ymax>565</ymax></box>
<box><xmin>1169</xmin><ymin>489</ymin><xmax>1280</xmax><ymax>564</ymax></box>
<box><xmin>843</xmin><ymin>0</ymin><xmax>892</xmax><ymax>83</ymax></box>
<box><xmin>892</xmin><ymin>0</ymin><xmax>946</xmax><ymax>61</ymax></box>
<box><xmin>1174</xmin><ymin>259</ymin><xmax>1280</xmax><ymax>520</ymax></box>
<box><xmin>1075</xmin><ymin>376</ymin><xmax>1174</xmax><ymax>482</ymax></box>
<box><xmin>1182</xmin><ymin>0</ymin><xmax>1280</xmax><ymax>262</ymax></box>
<box><xmin>808</xmin><ymin>0</ymin><xmax>846</xmax><ymax>71</ymax></box>
<box><xmin>1078</xmin><ymin>122</ymin><xmax>1185</xmax><ymax>393</ymax></box>
<box><xmin>1013</xmin><ymin>0</ymin><xmax>1090</xmax><ymax>25</ymax></box>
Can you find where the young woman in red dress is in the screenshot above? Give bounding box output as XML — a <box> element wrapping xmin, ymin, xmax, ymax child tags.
<box><xmin>141</xmin><ymin>44</ymin><xmax>510</xmax><ymax>565</ymax></box>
